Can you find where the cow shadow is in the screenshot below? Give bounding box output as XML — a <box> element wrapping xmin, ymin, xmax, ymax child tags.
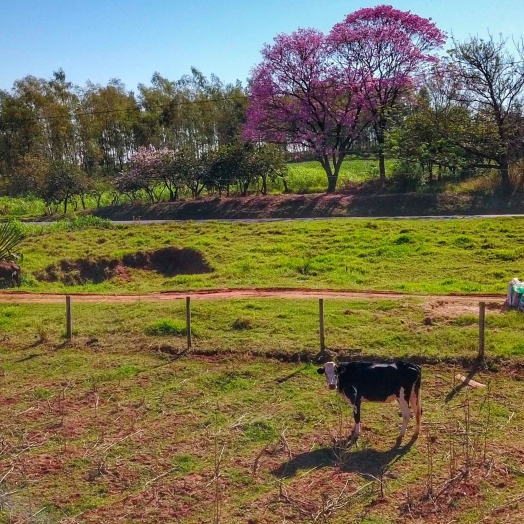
<box><xmin>272</xmin><ymin>435</ymin><xmax>417</xmax><ymax>479</ymax></box>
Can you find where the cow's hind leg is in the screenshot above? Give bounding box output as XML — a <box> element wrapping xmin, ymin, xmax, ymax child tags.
<box><xmin>410</xmin><ymin>388</ymin><xmax>422</xmax><ymax>437</ymax></box>
<box><xmin>397</xmin><ymin>387</ymin><xmax>411</xmax><ymax>440</ymax></box>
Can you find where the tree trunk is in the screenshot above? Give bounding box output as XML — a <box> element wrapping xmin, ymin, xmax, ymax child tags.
<box><xmin>318</xmin><ymin>155</ymin><xmax>338</xmax><ymax>193</ymax></box>
<box><xmin>378</xmin><ymin>151</ymin><xmax>386</xmax><ymax>180</ymax></box>
<box><xmin>327</xmin><ymin>175</ymin><xmax>337</xmax><ymax>192</ymax></box>
<box><xmin>500</xmin><ymin>155</ymin><xmax>511</xmax><ymax>193</ymax></box>
<box><xmin>376</xmin><ymin>120</ymin><xmax>387</xmax><ymax>179</ymax></box>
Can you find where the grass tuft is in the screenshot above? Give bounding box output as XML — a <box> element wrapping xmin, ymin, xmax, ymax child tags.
<box><xmin>145</xmin><ymin>318</ymin><xmax>187</xmax><ymax>336</ymax></box>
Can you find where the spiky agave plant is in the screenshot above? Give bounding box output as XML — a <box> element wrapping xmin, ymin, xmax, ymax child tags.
<box><xmin>0</xmin><ymin>221</ymin><xmax>25</xmax><ymax>263</ymax></box>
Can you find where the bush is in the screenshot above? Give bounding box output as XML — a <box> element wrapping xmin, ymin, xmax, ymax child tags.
<box><xmin>389</xmin><ymin>166</ymin><xmax>424</xmax><ymax>191</ymax></box>
<box><xmin>145</xmin><ymin>319</ymin><xmax>187</xmax><ymax>336</ymax></box>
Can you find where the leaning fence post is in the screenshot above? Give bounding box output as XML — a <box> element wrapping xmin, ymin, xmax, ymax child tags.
<box><xmin>186</xmin><ymin>296</ymin><xmax>192</xmax><ymax>349</ymax></box>
<box><xmin>66</xmin><ymin>295</ymin><xmax>72</xmax><ymax>340</ymax></box>
<box><xmin>478</xmin><ymin>302</ymin><xmax>485</xmax><ymax>359</ymax></box>
<box><xmin>319</xmin><ymin>298</ymin><xmax>325</xmax><ymax>352</ymax></box>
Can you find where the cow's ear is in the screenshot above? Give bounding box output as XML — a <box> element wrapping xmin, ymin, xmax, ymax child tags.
<box><xmin>335</xmin><ymin>365</ymin><xmax>345</xmax><ymax>375</ymax></box>
<box><xmin>317</xmin><ymin>367</ymin><xmax>325</xmax><ymax>374</ymax></box>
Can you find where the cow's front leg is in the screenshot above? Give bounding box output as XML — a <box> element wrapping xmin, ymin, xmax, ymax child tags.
<box><xmin>350</xmin><ymin>397</ymin><xmax>361</xmax><ymax>442</ymax></box>
<box><xmin>342</xmin><ymin>387</ymin><xmax>361</xmax><ymax>443</ymax></box>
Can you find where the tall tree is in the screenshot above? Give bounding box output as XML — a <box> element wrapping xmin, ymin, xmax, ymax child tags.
<box><xmin>243</xmin><ymin>29</ymin><xmax>368</xmax><ymax>192</ymax></box>
<box><xmin>78</xmin><ymin>80</ymin><xmax>139</xmax><ymax>175</ymax></box>
<box><xmin>137</xmin><ymin>69</ymin><xmax>247</xmax><ymax>153</ymax></box>
<box><xmin>329</xmin><ymin>5</ymin><xmax>445</xmax><ymax>179</ymax></box>
<box><xmin>447</xmin><ymin>35</ymin><xmax>524</xmax><ymax>191</ymax></box>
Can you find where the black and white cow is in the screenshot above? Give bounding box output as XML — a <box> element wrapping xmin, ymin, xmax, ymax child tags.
<box><xmin>317</xmin><ymin>361</ymin><xmax>422</xmax><ymax>442</ymax></box>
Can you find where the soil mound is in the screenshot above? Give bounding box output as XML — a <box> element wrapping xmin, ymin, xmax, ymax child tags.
<box><xmin>122</xmin><ymin>247</ymin><xmax>213</xmax><ymax>277</ymax></box>
<box><xmin>35</xmin><ymin>247</ymin><xmax>212</xmax><ymax>285</ymax></box>
<box><xmin>35</xmin><ymin>258</ymin><xmax>129</xmax><ymax>286</ymax></box>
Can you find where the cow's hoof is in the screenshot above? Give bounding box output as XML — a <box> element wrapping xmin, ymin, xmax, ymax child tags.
<box><xmin>347</xmin><ymin>434</ymin><xmax>359</xmax><ymax>447</ymax></box>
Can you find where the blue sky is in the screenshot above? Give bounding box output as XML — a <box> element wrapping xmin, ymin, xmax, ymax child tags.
<box><xmin>1</xmin><ymin>0</ymin><xmax>523</xmax><ymax>91</ymax></box>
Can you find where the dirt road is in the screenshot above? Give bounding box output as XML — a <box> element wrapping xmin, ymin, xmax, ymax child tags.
<box><xmin>0</xmin><ymin>288</ymin><xmax>505</xmax><ymax>305</ymax></box>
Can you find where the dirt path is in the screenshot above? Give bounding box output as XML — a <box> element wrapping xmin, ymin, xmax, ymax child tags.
<box><xmin>0</xmin><ymin>288</ymin><xmax>505</xmax><ymax>305</ymax></box>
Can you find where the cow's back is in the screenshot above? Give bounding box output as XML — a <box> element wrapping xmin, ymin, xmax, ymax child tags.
<box><xmin>339</xmin><ymin>361</ymin><xmax>420</xmax><ymax>402</ymax></box>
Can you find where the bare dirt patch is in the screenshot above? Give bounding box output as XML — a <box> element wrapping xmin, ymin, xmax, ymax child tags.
<box><xmin>34</xmin><ymin>247</ymin><xmax>213</xmax><ymax>285</ymax></box>
<box><xmin>424</xmin><ymin>298</ymin><xmax>503</xmax><ymax>320</ymax></box>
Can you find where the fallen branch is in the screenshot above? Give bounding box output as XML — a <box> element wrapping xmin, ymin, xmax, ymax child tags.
<box><xmin>87</xmin><ymin>429</ymin><xmax>143</xmax><ymax>456</ymax></box>
<box><xmin>144</xmin><ymin>467</ymin><xmax>176</xmax><ymax>487</ymax></box>
<box><xmin>455</xmin><ymin>374</ymin><xmax>486</xmax><ymax>388</ymax></box>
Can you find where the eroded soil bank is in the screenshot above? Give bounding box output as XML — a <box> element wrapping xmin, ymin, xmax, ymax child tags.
<box><xmin>83</xmin><ymin>192</ymin><xmax>524</xmax><ymax>221</ymax></box>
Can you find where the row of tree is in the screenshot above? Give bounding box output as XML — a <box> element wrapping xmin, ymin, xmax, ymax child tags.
<box><xmin>1</xmin><ymin>5</ymin><xmax>524</xmax><ymax>202</ymax></box>
<box><xmin>0</xmin><ymin>68</ymin><xmax>251</xmax><ymax>208</ymax></box>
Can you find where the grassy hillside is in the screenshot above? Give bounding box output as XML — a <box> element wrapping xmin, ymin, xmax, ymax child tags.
<box><xmin>2</xmin><ymin>216</ymin><xmax>524</xmax><ymax>523</ymax></box>
<box><xmin>15</xmin><ymin>216</ymin><xmax>524</xmax><ymax>294</ymax></box>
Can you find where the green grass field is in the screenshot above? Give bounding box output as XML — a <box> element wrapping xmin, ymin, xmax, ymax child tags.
<box><xmin>0</xmin><ymin>298</ymin><xmax>522</xmax><ymax>360</ymax></box>
<box><xmin>2</xmin><ymin>216</ymin><xmax>524</xmax><ymax>522</ymax></box>
<box><xmin>14</xmin><ymin>216</ymin><xmax>524</xmax><ymax>294</ymax></box>
<box><xmin>283</xmin><ymin>158</ymin><xmax>387</xmax><ymax>193</ymax></box>
<box><xmin>0</xmin><ymin>298</ymin><xmax>523</xmax><ymax>523</ymax></box>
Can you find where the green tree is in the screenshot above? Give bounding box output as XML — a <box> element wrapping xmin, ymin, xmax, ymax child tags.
<box><xmin>40</xmin><ymin>162</ymin><xmax>84</xmax><ymax>213</ymax></box>
<box><xmin>448</xmin><ymin>35</ymin><xmax>524</xmax><ymax>191</ymax></box>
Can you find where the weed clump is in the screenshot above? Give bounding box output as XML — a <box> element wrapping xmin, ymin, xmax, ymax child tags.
<box><xmin>36</xmin><ymin>321</ymin><xmax>49</xmax><ymax>342</ymax></box>
<box><xmin>232</xmin><ymin>317</ymin><xmax>253</xmax><ymax>330</ymax></box>
<box><xmin>145</xmin><ymin>318</ymin><xmax>187</xmax><ymax>336</ymax></box>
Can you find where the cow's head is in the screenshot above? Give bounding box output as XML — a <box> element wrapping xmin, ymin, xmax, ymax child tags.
<box><xmin>317</xmin><ymin>361</ymin><xmax>339</xmax><ymax>390</ymax></box>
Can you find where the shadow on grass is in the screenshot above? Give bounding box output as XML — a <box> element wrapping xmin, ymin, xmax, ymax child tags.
<box><xmin>272</xmin><ymin>435</ymin><xmax>417</xmax><ymax>479</ymax></box>
<box><xmin>274</xmin><ymin>368</ymin><xmax>305</xmax><ymax>384</ymax></box>
<box><xmin>15</xmin><ymin>353</ymin><xmax>41</xmax><ymax>363</ymax></box>
<box><xmin>23</xmin><ymin>339</ymin><xmax>45</xmax><ymax>350</ymax></box>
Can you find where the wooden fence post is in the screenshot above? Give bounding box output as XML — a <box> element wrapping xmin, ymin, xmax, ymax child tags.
<box><xmin>478</xmin><ymin>302</ymin><xmax>485</xmax><ymax>359</ymax></box>
<box><xmin>186</xmin><ymin>296</ymin><xmax>192</xmax><ymax>349</ymax></box>
<box><xmin>319</xmin><ymin>298</ymin><xmax>325</xmax><ymax>352</ymax></box>
<box><xmin>66</xmin><ymin>295</ymin><xmax>72</xmax><ymax>340</ymax></box>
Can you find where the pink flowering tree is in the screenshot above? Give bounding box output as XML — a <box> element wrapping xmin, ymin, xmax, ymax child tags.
<box><xmin>116</xmin><ymin>145</ymin><xmax>182</xmax><ymax>202</ymax></box>
<box><xmin>116</xmin><ymin>146</ymin><xmax>161</xmax><ymax>202</ymax></box>
<box><xmin>243</xmin><ymin>29</ymin><xmax>369</xmax><ymax>192</ymax></box>
<box><xmin>329</xmin><ymin>5</ymin><xmax>445</xmax><ymax>178</ymax></box>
